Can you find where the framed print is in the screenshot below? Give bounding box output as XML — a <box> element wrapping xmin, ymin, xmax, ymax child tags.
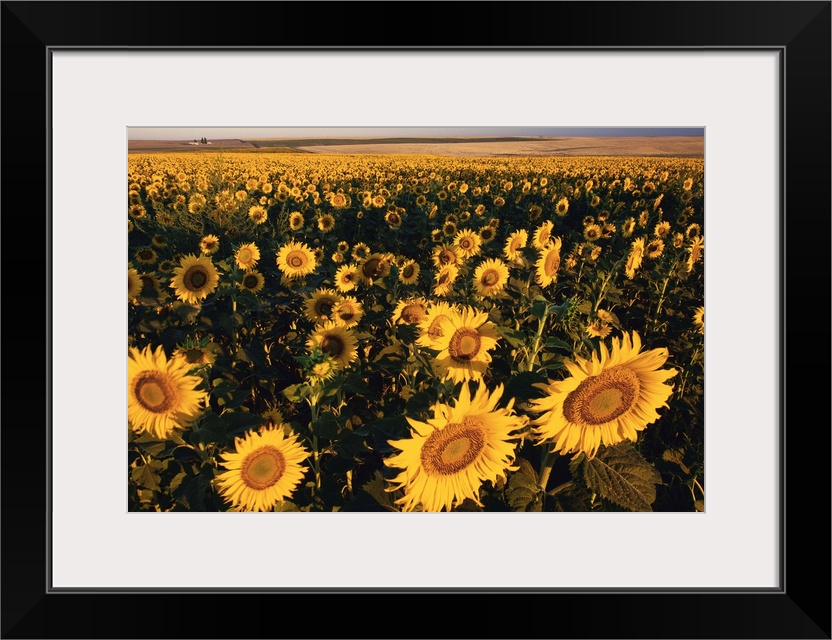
<box><xmin>2</xmin><ymin>1</ymin><xmax>829</xmax><ymax>638</ymax></box>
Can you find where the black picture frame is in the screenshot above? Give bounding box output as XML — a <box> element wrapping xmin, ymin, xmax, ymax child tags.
<box><xmin>2</xmin><ymin>2</ymin><xmax>829</xmax><ymax>638</ymax></box>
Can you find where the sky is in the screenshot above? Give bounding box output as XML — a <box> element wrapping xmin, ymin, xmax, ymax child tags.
<box><xmin>127</xmin><ymin>127</ymin><xmax>704</xmax><ymax>140</ymax></box>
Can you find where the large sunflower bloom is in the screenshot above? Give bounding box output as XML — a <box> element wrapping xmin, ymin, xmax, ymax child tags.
<box><xmin>416</xmin><ymin>301</ymin><xmax>458</xmax><ymax>350</ymax></box>
<box><xmin>535</xmin><ymin>237</ymin><xmax>563</xmax><ymax>287</ymax></box>
<box><xmin>532</xmin><ymin>220</ymin><xmax>554</xmax><ymax>250</ymax></box>
<box><xmin>306</xmin><ymin>321</ymin><xmax>358</xmax><ymax>370</ymax></box>
<box><xmin>385</xmin><ymin>382</ymin><xmax>525</xmax><ymax>512</ymax></box>
<box><xmin>216</xmin><ymin>426</ymin><xmax>310</xmax><ymax>512</ymax></box>
<box><xmin>391</xmin><ymin>298</ymin><xmax>429</xmax><ymax>325</ymax></box>
<box><xmin>530</xmin><ymin>331</ymin><xmax>677</xmax><ymax>459</ymax></box>
<box><xmin>303</xmin><ymin>288</ymin><xmax>342</xmax><ymax>324</ymax></box>
<box><xmin>473</xmin><ymin>258</ymin><xmax>509</xmax><ymax>297</ymax></box>
<box><xmin>334</xmin><ymin>263</ymin><xmax>360</xmax><ymax>292</ymax></box>
<box><xmin>277</xmin><ymin>241</ymin><xmax>317</xmax><ymax>279</ymax></box>
<box><xmin>433</xmin><ymin>263</ymin><xmax>459</xmax><ymax>297</ymax></box>
<box><xmin>453</xmin><ymin>228</ymin><xmax>482</xmax><ymax>259</ymax></box>
<box><xmin>431</xmin><ymin>306</ymin><xmax>500</xmax><ymax>383</ymax></box>
<box><xmin>128</xmin><ymin>267</ymin><xmax>142</xmax><ymax>300</ymax></box>
<box><xmin>170</xmin><ymin>254</ymin><xmax>220</xmax><ymax>304</ymax></box>
<box><xmin>625</xmin><ymin>237</ymin><xmax>646</xmax><ymax>279</ymax></box>
<box><xmin>128</xmin><ymin>345</ymin><xmax>207</xmax><ymax>439</ymax></box>
<box><xmin>503</xmin><ymin>229</ymin><xmax>528</xmax><ymax>262</ymax></box>
<box><xmin>235</xmin><ymin>242</ymin><xmax>260</xmax><ymax>271</ymax></box>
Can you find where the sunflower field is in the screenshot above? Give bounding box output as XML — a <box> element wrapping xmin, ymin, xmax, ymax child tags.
<box><xmin>127</xmin><ymin>152</ymin><xmax>704</xmax><ymax>513</ymax></box>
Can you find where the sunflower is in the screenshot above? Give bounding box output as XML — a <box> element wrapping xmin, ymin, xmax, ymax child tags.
<box><xmin>308</xmin><ymin>358</ymin><xmax>338</xmax><ymax>386</ymax></box>
<box><xmin>531</xmin><ymin>332</ymin><xmax>677</xmax><ymax>459</ymax></box>
<box><xmin>150</xmin><ymin>234</ymin><xmax>167</xmax><ymax>249</ymax></box>
<box><xmin>238</xmin><ymin>270</ymin><xmax>265</xmax><ymax>294</ymax></box>
<box><xmin>693</xmin><ymin>306</ymin><xmax>704</xmax><ymax>333</ymax></box>
<box><xmin>235</xmin><ymin>242</ymin><xmax>260</xmax><ymax>271</ymax></box>
<box><xmin>442</xmin><ymin>221</ymin><xmax>457</xmax><ymax>237</ymax></box>
<box><xmin>478</xmin><ymin>226</ymin><xmax>496</xmax><ymax>244</ymax></box>
<box><xmin>473</xmin><ymin>258</ymin><xmax>509</xmax><ymax>297</ymax></box>
<box><xmin>673</xmin><ymin>232</ymin><xmax>685</xmax><ymax>248</ymax></box>
<box><xmin>318</xmin><ymin>214</ymin><xmax>335</xmax><ymax>233</ymax></box>
<box><xmin>398</xmin><ymin>259</ymin><xmax>420</xmax><ymax>285</ymax></box>
<box><xmin>654</xmin><ymin>221</ymin><xmax>671</xmax><ymax>239</ymax></box>
<box><xmin>135</xmin><ymin>248</ymin><xmax>158</xmax><ymax>265</ymax></box>
<box><xmin>170</xmin><ymin>254</ymin><xmax>220</xmax><ymax>304</ymax></box>
<box><xmin>503</xmin><ymin>229</ymin><xmax>528</xmax><ymax>262</ymax></box>
<box><xmin>686</xmin><ymin>223</ymin><xmax>702</xmax><ymax>239</ymax></box>
<box><xmin>586</xmin><ymin>319</ymin><xmax>612</xmax><ymax>339</ymax></box>
<box><xmin>359</xmin><ymin>253</ymin><xmax>391</xmax><ymax>284</ymax></box>
<box><xmin>248</xmin><ymin>205</ymin><xmax>268</xmax><ymax>225</ymax></box>
<box><xmin>532</xmin><ymin>220</ymin><xmax>554</xmax><ymax>250</ymax></box>
<box><xmin>385</xmin><ymin>209</ymin><xmax>403</xmax><ymax>228</ymax></box>
<box><xmin>433</xmin><ymin>263</ymin><xmax>459</xmax><ymax>297</ymax></box>
<box><xmin>583</xmin><ymin>224</ymin><xmax>602</xmax><ymax>242</ymax></box>
<box><xmin>306</xmin><ymin>321</ymin><xmax>358</xmax><ymax>370</ymax></box>
<box><xmin>289</xmin><ymin>212</ymin><xmax>305</xmax><ymax>231</ymax></box>
<box><xmin>200</xmin><ymin>234</ymin><xmax>220</xmax><ymax>255</ymax></box>
<box><xmin>332</xmin><ymin>296</ymin><xmax>364</xmax><ymax>328</ymax></box>
<box><xmin>454</xmin><ymin>228</ymin><xmax>482</xmax><ymax>259</ymax></box>
<box><xmin>687</xmin><ymin>236</ymin><xmax>704</xmax><ymax>272</ymax></box>
<box><xmin>277</xmin><ymin>241</ymin><xmax>317</xmax><ymax>279</ymax></box>
<box><xmin>216</xmin><ymin>426</ymin><xmax>310</xmax><ymax>512</ymax></box>
<box><xmin>535</xmin><ymin>237</ymin><xmax>563</xmax><ymax>288</ymax></box>
<box><xmin>555</xmin><ymin>197</ymin><xmax>569</xmax><ymax>216</ymax></box>
<box><xmin>129</xmin><ymin>204</ymin><xmax>146</xmax><ymax>219</ymax></box>
<box><xmin>352</xmin><ymin>242</ymin><xmax>371</xmax><ymax>262</ymax></box>
<box><xmin>392</xmin><ymin>298</ymin><xmax>429</xmax><ymax>325</ymax></box>
<box><xmin>334</xmin><ymin>263</ymin><xmax>359</xmax><ymax>293</ymax></box>
<box><xmin>683</xmin><ymin>177</ymin><xmax>694</xmax><ymax>191</ymax></box>
<box><xmin>432</xmin><ymin>306</ymin><xmax>500</xmax><ymax>383</ymax></box>
<box><xmin>432</xmin><ymin>244</ymin><xmax>461</xmax><ymax>268</ymax></box>
<box><xmin>128</xmin><ymin>345</ymin><xmax>207</xmax><ymax>439</ymax></box>
<box><xmin>646</xmin><ymin>239</ymin><xmax>665</xmax><ymax>259</ymax></box>
<box><xmin>138</xmin><ymin>272</ymin><xmax>162</xmax><ymax>296</ymax></box>
<box><xmin>303</xmin><ymin>288</ymin><xmax>341</xmax><ymax>323</ymax></box>
<box><xmin>622</xmin><ymin>217</ymin><xmax>636</xmax><ymax>238</ymax></box>
<box><xmin>385</xmin><ymin>382</ymin><xmax>524</xmax><ymax>512</ymax></box>
<box><xmin>174</xmin><ymin>340</ymin><xmax>220</xmax><ymax>366</ymax></box>
<box><xmin>128</xmin><ymin>267</ymin><xmax>142</xmax><ymax>300</ymax></box>
<box><xmin>625</xmin><ymin>237</ymin><xmax>646</xmax><ymax>279</ymax></box>
<box><xmin>416</xmin><ymin>301</ymin><xmax>458</xmax><ymax>350</ymax></box>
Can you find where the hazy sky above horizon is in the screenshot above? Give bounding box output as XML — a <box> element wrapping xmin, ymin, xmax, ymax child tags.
<box><xmin>128</xmin><ymin>127</ymin><xmax>704</xmax><ymax>140</ymax></box>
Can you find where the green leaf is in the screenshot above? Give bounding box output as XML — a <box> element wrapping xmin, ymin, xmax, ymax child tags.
<box><xmin>192</xmin><ymin>411</ymin><xmax>226</xmax><ymax>445</ymax></box>
<box><xmin>495</xmin><ymin>326</ymin><xmax>527</xmax><ymax>349</ymax></box>
<box><xmin>543</xmin><ymin>336</ymin><xmax>573</xmax><ymax>352</ymax></box>
<box><xmin>282</xmin><ymin>383</ymin><xmax>311</xmax><ymax>402</ymax></box>
<box><xmin>504</xmin><ymin>371</ymin><xmax>548</xmax><ymax>403</ymax></box>
<box><xmin>578</xmin><ymin>443</ymin><xmax>662</xmax><ymax>512</ymax></box>
<box><xmin>313</xmin><ymin>411</ymin><xmax>339</xmax><ymax>439</ymax></box>
<box><xmin>530</xmin><ymin>300</ymin><xmax>548</xmax><ymax>321</ymax></box>
<box><xmin>341</xmin><ymin>471</ymin><xmax>398</xmax><ymax>512</ymax></box>
<box><xmin>131</xmin><ymin>463</ymin><xmax>161</xmax><ymax>491</ymax></box>
<box><xmin>221</xmin><ymin>411</ymin><xmax>264</xmax><ymax>437</ymax></box>
<box><xmin>506</xmin><ymin>460</ymin><xmax>542</xmax><ymax>512</ymax></box>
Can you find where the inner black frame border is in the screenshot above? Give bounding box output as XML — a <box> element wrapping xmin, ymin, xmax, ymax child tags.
<box><xmin>2</xmin><ymin>2</ymin><xmax>829</xmax><ymax>638</ymax></box>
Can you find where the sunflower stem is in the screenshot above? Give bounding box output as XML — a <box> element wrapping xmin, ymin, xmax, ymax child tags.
<box><xmin>524</xmin><ymin>308</ymin><xmax>549</xmax><ymax>372</ymax></box>
<box><xmin>650</xmin><ymin>276</ymin><xmax>670</xmax><ymax>334</ymax></box>
<box><xmin>538</xmin><ymin>449</ymin><xmax>558</xmax><ymax>492</ymax></box>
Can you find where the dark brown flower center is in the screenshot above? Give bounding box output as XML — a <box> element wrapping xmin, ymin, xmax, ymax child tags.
<box><xmin>241</xmin><ymin>446</ymin><xmax>286</xmax><ymax>490</ymax></box>
<box><xmin>448</xmin><ymin>328</ymin><xmax>481</xmax><ymax>362</ymax></box>
<box><xmin>420</xmin><ymin>417</ymin><xmax>486</xmax><ymax>476</ymax></box>
<box><xmin>133</xmin><ymin>371</ymin><xmax>176</xmax><ymax>413</ymax></box>
<box><xmin>184</xmin><ymin>266</ymin><xmax>208</xmax><ymax>290</ymax></box>
<box><xmin>320</xmin><ymin>335</ymin><xmax>344</xmax><ymax>357</ymax></box>
<box><xmin>562</xmin><ymin>366</ymin><xmax>640</xmax><ymax>425</ymax></box>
